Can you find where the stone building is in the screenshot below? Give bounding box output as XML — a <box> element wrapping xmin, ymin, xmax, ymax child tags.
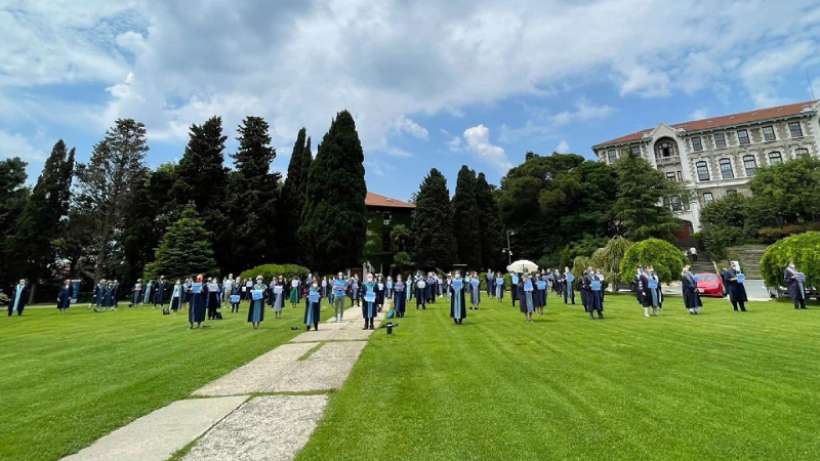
<box><xmin>364</xmin><ymin>192</ymin><xmax>415</xmax><ymax>273</ymax></box>
<box><xmin>593</xmin><ymin>100</ymin><xmax>820</xmax><ymax>231</ymax></box>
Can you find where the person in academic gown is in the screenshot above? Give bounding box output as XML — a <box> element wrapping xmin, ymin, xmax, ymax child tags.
<box><xmin>57</xmin><ymin>279</ymin><xmax>71</xmax><ymax>312</ymax></box>
<box><xmin>519</xmin><ymin>273</ymin><xmax>535</xmax><ymax>322</ymax></box>
<box><xmin>450</xmin><ymin>272</ymin><xmax>467</xmax><ymax>325</ymax></box>
<box><xmin>351</xmin><ymin>275</ymin><xmax>360</xmax><ymax>308</ymax></box>
<box><xmin>393</xmin><ymin>275</ymin><xmax>407</xmax><ymax>318</ymax></box>
<box><xmin>304</xmin><ymin>277</ymin><xmax>321</xmax><ymax>331</ymax></box>
<box><xmin>486</xmin><ymin>270</ymin><xmax>494</xmax><ymax>297</ymax></box>
<box><xmin>784</xmin><ymin>262</ymin><xmax>807</xmax><ymax>310</ymax></box>
<box><xmin>248</xmin><ymin>276</ymin><xmax>266</xmax><ymax>329</ymax></box>
<box><xmin>681</xmin><ymin>266</ymin><xmax>702</xmax><ymax>315</ymax></box>
<box><xmin>386</xmin><ymin>276</ymin><xmax>393</xmax><ymax>299</ymax></box>
<box><xmin>130</xmin><ymin>279</ymin><xmax>143</xmax><ymax>307</ymax></box>
<box><xmin>188</xmin><ymin>274</ymin><xmax>207</xmax><ymax>328</ymax></box>
<box><xmin>510</xmin><ymin>272</ymin><xmax>520</xmax><ymax>307</ymax></box>
<box><xmin>644</xmin><ymin>266</ymin><xmax>663</xmax><ymax>316</ymax></box>
<box><xmin>415</xmin><ymin>275</ymin><xmax>427</xmax><ymax>310</ymax></box>
<box><xmin>222</xmin><ymin>274</ymin><xmax>234</xmax><ymax>305</ymax></box>
<box><xmin>7</xmin><ymin>279</ymin><xmax>28</xmax><ymax>316</ymax></box>
<box><xmin>535</xmin><ymin>274</ymin><xmax>547</xmax><ymax>315</ymax></box>
<box><xmin>362</xmin><ymin>273</ymin><xmax>378</xmax><ymax>329</ymax></box>
<box><xmin>229</xmin><ymin>277</ymin><xmax>241</xmax><ymax>313</ymax></box>
<box><xmin>725</xmin><ymin>265</ymin><xmax>748</xmax><ymax>312</ymax></box>
<box><xmin>289</xmin><ymin>277</ymin><xmax>300</xmax><ymax>308</ymax></box>
<box><xmin>110</xmin><ymin>280</ymin><xmax>119</xmax><ymax>308</ymax></box>
<box><xmin>580</xmin><ymin>270</ymin><xmax>591</xmax><ymax>312</ymax></box>
<box><xmin>206</xmin><ymin>277</ymin><xmax>222</xmax><ymax>320</ymax></box>
<box><xmin>269</xmin><ymin>276</ymin><xmax>284</xmax><ymax>318</ymax></box>
<box><xmin>170</xmin><ymin>279</ymin><xmax>183</xmax><ymax>313</ymax></box>
<box><xmin>92</xmin><ymin>279</ymin><xmax>104</xmax><ymax>309</ymax></box>
<box><xmin>469</xmin><ymin>271</ymin><xmax>481</xmax><ymax>310</ymax></box>
<box><xmin>332</xmin><ymin>273</ymin><xmax>347</xmax><ymax>322</ymax></box>
<box><xmin>588</xmin><ymin>269</ymin><xmax>604</xmax><ymax>319</ymax></box>
<box><xmin>495</xmin><ymin>272</ymin><xmax>505</xmax><ymax>300</ymax></box>
<box><xmin>143</xmin><ymin>280</ymin><xmax>153</xmax><ymax>305</ymax></box>
<box><xmin>376</xmin><ymin>275</ymin><xmax>386</xmax><ymax>312</ymax></box>
<box><xmin>155</xmin><ymin>276</ymin><xmax>169</xmax><ymax>313</ymax></box>
<box><xmin>563</xmin><ymin>268</ymin><xmax>575</xmax><ymax>305</ymax></box>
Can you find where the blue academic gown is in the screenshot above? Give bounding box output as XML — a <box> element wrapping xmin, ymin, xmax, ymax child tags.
<box><xmin>304</xmin><ymin>286</ymin><xmax>321</xmax><ymax>326</ymax></box>
<box><xmin>450</xmin><ymin>281</ymin><xmax>466</xmax><ymax>323</ymax></box>
<box><xmin>393</xmin><ymin>282</ymin><xmax>406</xmax><ymax>316</ymax></box>
<box><xmin>188</xmin><ymin>283</ymin><xmax>207</xmax><ymax>324</ymax></box>
<box><xmin>57</xmin><ymin>287</ymin><xmax>71</xmax><ymax>310</ymax></box>
<box><xmin>8</xmin><ymin>284</ymin><xmax>27</xmax><ymax>316</ymax></box>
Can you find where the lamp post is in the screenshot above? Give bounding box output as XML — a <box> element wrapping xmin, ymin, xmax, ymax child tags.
<box><xmin>502</xmin><ymin>230</ymin><xmax>515</xmax><ymax>265</ymax></box>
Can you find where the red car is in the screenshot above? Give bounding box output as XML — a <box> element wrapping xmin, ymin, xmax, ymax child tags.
<box><xmin>694</xmin><ymin>273</ymin><xmax>725</xmax><ymax>297</ymax></box>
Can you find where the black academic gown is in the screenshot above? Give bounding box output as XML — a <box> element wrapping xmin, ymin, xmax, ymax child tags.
<box><xmin>580</xmin><ymin>275</ymin><xmax>591</xmax><ymax>311</ymax></box>
<box><xmin>154</xmin><ymin>281</ymin><xmax>168</xmax><ymax>305</ymax></box>
<box><xmin>57</xmin><ymin>287</ymin><xmax>71</xmax><ymax>310</ymax></box>
<box><xmin>393</xmin><ymin>283</ymin><xmax>406</xmax><ymax>316</ymax></box>
<box><xmin>638</xmin><ymin>274</ymin><xmax>652</xmax><ymax>308</ymax></box>
<box><xmin>784</xmin><ymin>268</ymin><xmax>805</xmax><ymax>302</ymax></box>
<box><xmin>188</xmin><ymin>284</ymin><xmax>208</xmax><ymax>324</ymax></box>
<box><xmin>726</xmin><ymin>269</ymin><xmax>748</xmax><ymax>303</ymax></box>
<box><xmin>304</xmin><ymin>288</ymin><xmax>321</xmax><ymax>326</ymax></box>
<box><xmin>450</xmin><ymin>284</ymin><xmax>467</xmax><ymax>323</ymax></box>
<box><xmin>7</xmin><ymin>284</ymin><xmax>28</xmax><ymax>316</ymax></box>
<box><xmin>681</xmin><ymin>273</ymin><xmax>702</xmax><ymax>308</ymax></box>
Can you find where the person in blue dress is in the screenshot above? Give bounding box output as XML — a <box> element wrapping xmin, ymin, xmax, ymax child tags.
<box><xmin>188</xmin><ymin>274</ymin><xmax>207</xmax><ymax>328</ymax></box>
<box><xmin>305</xmin><ymin>277</ymin><xmax>321</xmax><ymax>331</ymax></box>
<box><xmin>588</xmin><ymin>268</ymin><xmax>604</xmax><ymax>319</ymax></box>
<box><xmin>394</xmin><ymin>275</ymin><xmax>407</xmax><ymax>318</ymax></box>
<box><xmin>469</xmin><ymin>271</ymin><xmax>481</xmax><ymax>310</ymax></box>
<box><xmin>495</xmin><ymin>272</ymin><xmax>504</xmax><ymax>300</ymax></box>
<box><xmin>784</xmin><ymin>262</ymin><xmax>807</xmax><ymax>310</ymax></box>
<box><xmin>57</xmin><ymin>279</ymin><xmax>71</xmax><ymax>313</ymax></box>
<box><xmin>247</xmin><ymin>276</ymin><xmax>266</xmax><ymax>329</ymax></box>
<box><xmin>519</xmin><ymin>273</ymin><xmax>535</xmax><ymax>322</ymax></box>
<box><xmin>362</xmin><ymin>273</ymin><xmax>378</xmax><ymax>329</ymax></box>
<box><xmin>725</xmin><ymin>264</ymin><xmax>748</xmax><ymax>312</ymax></box>
<box><xmin>450</xmin><ymin>272</ymin><xmax>466</xmax><ymax>325</ymax></box>
<box><xmin>563</xmin><ymin>267</ymin><xmax>575</xmax><ymax>305</ymax></box>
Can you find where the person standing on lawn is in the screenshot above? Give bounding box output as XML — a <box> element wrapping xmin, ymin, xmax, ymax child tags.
<box><xmin>170</xmin><ymin>279</ymin><xmax>183</xmax><ymax>314</ymax></box>
<box><xmin>519</xmin><ymin>272</ymin><xmax>535</xmax><ymax>322</ymax></box>
<box><xmin>376</xmin><ymin>275</ymin><xmax>386</xmax><ymax>312</ymax></box>
<box><xmin>7</xmin><ymin>279</ymin><xmax>28</xmax><ymax>316</ymax></box>
<box><xmin>247</xmin><ymin>275</ymin><xmax>266</xmax><ymax>329</ymax></box>
<box><xmin>332</xmin><ymin>273</ymin><xmax>347</xmax><ymax>322</ymax></box>
<box><xmin>271</xmin><ymin>276</ymin><xmax>285</xmax><ymax>318</ymax></box>
<box><xmin>57</xmin><ymin>279</ymin><xmax>71</xmax><ymax>313</ymax></box>
<box><xmin>563</xmin><ymin>267</ymin><xmax>575</xmax><ymax>305</ymax></box>
<box><xmin>188</xmin><ymin>274</ymin><xmax>207</xmax><ymax>329</ymax></box>
<box><xmin>289</xmin><ymin>276</ymin><xmax>300</xmax><ymax>308</ymax></box>
<box><xmin>394</xmin><ymin>274</ymin><xmax>407</xmax><ymax>318</ymax></box>
<box><xmin>784</xmin><ymin>262</ymin><xmax>807</xmax><ymax>310</ymax></box>
<box><xmin>305</xmin><ymin>277</ymin><xmax>321</xmax><ymax>331</ymax></box>
<box><xmin>450</xmin><ymin>272</ymin><xmax>466</xmax><ymax>325</ymax></box>
<box><xmin>206</xmin><ymin>277</ymin><xmax>221</xmax><ymax>320</ymax></box>
<box><xmin>681</xmin><ymin>266</ymin><xmax>702</xmax><ymax>315</ymax></box>
<box><xmin>469</xmin><ymin>271</ymin><xmax>481</xmax><ymax>310</ymax></box>
<box><xmin>415</xmin><ymin>274</ymin><xmax>427</xmax><ymax>310</ymax></box>
<box><xmin>363</xmin><ymin>273</ymin><xmax>377</xmax><ymax>330</ymax></box>
<box><xmin>725</xmin><ymin>264</ymin><xmax>748</xmax><ymax>312</ymax></box>
<box><xmin>130</xmin><ymin>279</ymin><xmax>143</xmax><ymax>307</ymax></box>
<box><xmin>510</xmin><ymin>271</ymin><xmax>520</xmax><ymax>307</ymax></box>
<box><xmin>588</xmin><ymin>269</ymin><xmax>605</xmax><ymax>319</ymax></box>
<box><xmin>535</xmin><ymin>273</ymin><xmax>547</xmax><ymax>315</ymax></box>
<box><xmin>486</xmin><ymin>269</ymin><xmax>494</xmax><ymax>297</ymax></box>
<box><xmin>154</xmin><ymin>276</ymin><xmax>169</xmax><ymax>312</ymax></box>
<box><xmin>351</xmin><ymin>275</ymin><xmax>360</xmax><ymax>308</ymax></box>
<box><xmin>495</xmin><ymin>272</ymin><xmax>505</xmax><ymax>300</ymax></box>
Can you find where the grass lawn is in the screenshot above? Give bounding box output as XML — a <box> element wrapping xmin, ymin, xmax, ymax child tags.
<box><xmin>0</xmin><ymin>300</ymin><xmax>330</xmax><ymax>461</ymax></box>
<box><xmin>297</xmin><ymin>293</ymin><xmax>820</xmax><ymax>461</ymax></box>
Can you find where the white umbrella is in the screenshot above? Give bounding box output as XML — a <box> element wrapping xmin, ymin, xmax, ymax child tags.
<box><xmin>507</xmin><ymin>260</ymin><xmax>539</xmax><ymax>274</ymax></box>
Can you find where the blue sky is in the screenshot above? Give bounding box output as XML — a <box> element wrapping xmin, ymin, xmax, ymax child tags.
<box><xmin>2</xmin><ymin>0</ymin><xmax>820</xmax><ymax>201</ymax></box>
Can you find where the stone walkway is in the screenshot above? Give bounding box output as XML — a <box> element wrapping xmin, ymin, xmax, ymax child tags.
<box><xmin>61</xmin><ymin>305</ymin><xmax>384</xmax><ymax>461</ymax></box>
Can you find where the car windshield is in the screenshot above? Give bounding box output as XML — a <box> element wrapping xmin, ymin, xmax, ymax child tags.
<box><xmin>695</xmin><ymin>274</ymin><xmax>717</xmax><ymax>282</ymax></box>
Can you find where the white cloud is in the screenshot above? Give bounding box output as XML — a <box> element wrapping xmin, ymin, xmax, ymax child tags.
<box><xmin>554</xmin><ymin>140</ymin><xmax>570</xmax><ymax>153</ymax></box>
<box><xmin>740</xmin><ymin>41</ymin><xmax>816</xmax><ymax>106</ymax></box>
<box><xmin>0</xmin><ymin>130</ymin><xmax>45</xmax><ymax>163</ymax></box>
<box><xmin>690</xmin><ymin>108</ymin><xmax>709</xmax><ymax>120</ymax></box>
<box><xmin>549</xmin><ymin>98</ymin><xmax>614</xmax><ymax>126</ymax></box>
<box><xmin>463</xmin><ymin>124</ymin><xmax>511</xmax><ymax>171</ymax></box>
<box><xmin>392</xmin><ymin>115</ymin><xmax>429</xmax><ymax>140</ymax></box>
<box><xmin>447</xmin><ymin>136</ymin><xmax>462</xmax><ymax>151</ymax></box>
<box><xmin>616</xmin><ymin>64</ymin><xmax>671</xmax><ymax>97</ymax></box>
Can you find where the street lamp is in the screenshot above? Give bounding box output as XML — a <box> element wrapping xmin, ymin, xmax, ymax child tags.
<box><xmin>502</xmin><ymin>230</ymin><xmax>516</xmax><ymax>265</ymax></box>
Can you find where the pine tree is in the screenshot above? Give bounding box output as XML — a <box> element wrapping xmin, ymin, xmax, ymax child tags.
<box><xmin>144</xmin><ymin>205</ymin><xmax>217</xmax><ymax>280</ymax></box>
<box><xmin>74</xmin><ymin>119</ymin><xmax>149</xmax><ymax>280</ymax></box>
<box><xmin>413</xmin><ymin>168</ymin><xmax>455</xmax><ymax>269</ymax></box>
<box><xmin>0</xmin><ymin>158</ymin><xmax>29</xmax><ymax>286</ymax></box>
<box><xmin>451</xmin><ymin>165</ymin><xmax>482</xmax><ymax>269</ymax></box>
<box><xmin>298</xmin><ymin>111</ymin><xmax>367</xmax><ymax>273</ymax></box>
<box><xmin>612</xmin><ymin>152</ymin><xmax>681</xmax><ymax>241</ymax></box>
<box><xmin>13</xmin><ymin>140</ymin><xmax>75</xmax><ymax>287</ymax></box>
<box><xmin>173</xmin><ymin>116</ymin><xmax>230</xmax><ymax>267</ymax></box>
<box><xmin>226</xmin><ymin>116</ymin><xmax>280</xmax><ymax>271</ymax></box>
<box><xmin>279</xmin><ymin>128</ymin><xmax>312</xmax><ymax>262</ymax></box>
<box><xmin>475</xmin><ymin>172</ymin><xmax>505</xmax><ymax>269</ymax></box>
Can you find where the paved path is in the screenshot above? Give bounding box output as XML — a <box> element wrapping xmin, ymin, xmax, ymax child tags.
<box><xmin>61</xmin><ymin>304</ymin><xmax>385</xmax><ymax>461</ymax></box>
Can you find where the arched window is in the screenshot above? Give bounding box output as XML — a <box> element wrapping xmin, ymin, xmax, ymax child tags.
<box><xmin>695</xmin><ymin>161</ymin><xmax>710</xmax><ymax>181</ymax></box>
<box><xmin>654</xmin><ymin>137</ymin><xmax>679</xmax><ymax>160</ymax></box>
<box><xmin>767</xmin><ymin>151</ymin><xmax>783</xmax><ymax>166</ymax></box>
<box><xmin>718</xmin><ymin>158</ymin><xmax>734</xmax><ymax>179</ymax></box>
<box><xmin>743</xmin><ymin>155</ymin><xmax>758</xmax><ymax>176</ymax></box>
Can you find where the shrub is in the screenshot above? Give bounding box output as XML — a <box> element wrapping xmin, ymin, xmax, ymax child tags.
<box><xmin>239</xmin><ymin>263</ymin><xmax>310</xmax><ymax>281</ymax></box>
<box><xmin>759</xmin><ymin>231</ymin><xmax>820</xmax><ymax>289</ymax></box>
<box><xmin>619</xmin><ymin>238</ymin><xmax>686</xmax><ymax>284</ymax></box>
<box><xmin>589</xmin><ymin>236</ymin><xmax>634</xmax><ymax>284</ymax></box>
<box><xmin>757</xmin><ymin>222</ymin><xmax>820</xmax><ymax>243</ymax></box>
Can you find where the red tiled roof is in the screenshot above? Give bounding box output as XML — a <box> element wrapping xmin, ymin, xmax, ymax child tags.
<box><xmin>365</xmin><ymin>192</ymin><xmax>415</xmax><ymax>209</ymax></box>
<box><xmin>595</xmin><ymin>100</ymin><xmax>818</xmax><ymax>148</ymax></box>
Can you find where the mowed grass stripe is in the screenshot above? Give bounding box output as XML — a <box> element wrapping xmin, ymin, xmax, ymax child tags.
<box><xmin>296</xmin><ymin>294</ymin><xmax>820</xmax><ymax>461</ymax></box>
<box><xmin>0</xmin><ymin>301</ymin><xmax>334</xmax><ymax>461</ymax></box>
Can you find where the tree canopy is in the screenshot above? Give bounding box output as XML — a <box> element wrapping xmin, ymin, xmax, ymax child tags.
<box><xmin>620</xmin><ymin>238</ymin><xmax>687</xmax><ymax>284</ymax></box>
<box><xmin>144</xmin><ymin>205</ymin><xmax>217</xmax><ymax>280</ymax></box>
<box><xmin>759</xmin><ymin>231</ymin><xmax>820</xmax><ymax>289</ymax></box>
<box><xmin>413</xmin><ymin>168</ymin><xmax>455</xmax><ymax>270</ymax></box>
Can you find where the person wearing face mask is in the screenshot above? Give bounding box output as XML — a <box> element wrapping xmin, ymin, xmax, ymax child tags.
<box><xmin>469</xmin><ymin>271</ymin><xmax>481</xmax><ymax>310</ymax></box>
<box><xmin>248</xmin><ymin>275</ymin><xmax>267</xmax><ymax>329</ymax></box>
<box><xmin>271</xmin><ymin>276</ymin><xmax>286</xmax><ymax>318</ymax></box>
<box><xmin>681</xmin><ymin>265</ymin><xmax>702</xmax><ymax>315</ymax></box>
<box><xmin>188</xmin><ymin>274</ymin><xmax>208</xmax><ymax>329</ymax></box>
<box><xmin>289</xmin><ymin>276</ymin><xmax>300</xmax><ymax>308</ymax></box>
<box><xmin>170</xmin><ymin>279</ymin><xmax>183</xmax><ymax>314</ymax></box>
<box><xmin>415</xmin><ymin>274</ymin><xmax>427</xmax><ymax>310</ymax></box>
<box><xmin>363</xmin><ymin>273</ymin><xmax>377</xmax><ymax>329</ymax></box>
<box><xmin>332</xmin><ymin>273</ymin><xmax>348</xmax><ymax>322</ymax></box>
<box><xmin>305</xmin><ymin>277</ymin><xmax>322</xmax><ymax>331</ymax></box>
<box><xmin>725</xmin><ymin>262</ymin><xmax>748</xmax><ymax>312</ymax></box>
<box><xmin>376</xmin><ymin>275</ymin><xmax>386</xmax><ymax>312</ymax></box>
<box><xmin>393</xmin><ymin>274</ymin><xmax>407</xmax><ymax>318</ymax></box>
<box><xmin>450</xmin><ymin>272</ymin><xmax>467</xmax><ymax>324</ymax></box>
<box><xmin>784</xmin><ymin>262</ymin><xmax>807</xmax><ymax>310</ymax></box>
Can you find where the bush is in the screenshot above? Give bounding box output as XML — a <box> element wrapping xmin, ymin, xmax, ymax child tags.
<box><xmin>701</xmin><ymin>224</ymin><xmax>746</xmax><ymax>261</ymax></box>
<box><xmin>239</xmin><ymin>263</ymin><xmax>310</xmax><ymax>281</ymax></box>
<box><xmin>589</xmin><ymin>236</ymin><xmax>634</xmax><ymax>284</ymax></box>
<box><xmin>759</xmin><ymin>231</ymin><xmax>820</xmax><ymax>289</ymax></box>
<box><xmin>757</xmin><ymin>222</ymin><xmax>820</xmax><ymax>243</ymax></box>
<box><xmin>619</xmin><ymin>238</ymin><xmax>686</xmax><ymax>284</ymax></box>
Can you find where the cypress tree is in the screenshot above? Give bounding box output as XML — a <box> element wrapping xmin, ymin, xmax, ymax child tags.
<box><xmin>173</xmin><ymin>116</ymin><xmax>230</xmax><ymax>267</ymax></box>
<box><xmin>413</xmin><ymin>168</ymin><xmax>455</xmax><ymax>270</ymax></box>
<box><xmin>279</xmin><ymin>128</ymin><xmax>312</xmax><ymax>262</ymax></box>
<box><xmin>226</xmin><ymin>116</ymin><xmax>280</xmax><ymax>271</ymax></box>
<box><xmin>475</xmin><ymin>172</ymin><xmax>505</xmax><ymax>269</ymax></box>
<box><xmin>298</xmin><ymin>111</ymin><xmax>367</xmax><ymax>273</ymax></box>
<box><xmin>451</xmin><ymin>165</ymin><xmax>482</xmax><ymax>269</ymax></box>
<box><xmin>144</xmin><ymin>205</ymin><xmax>217</xmax><ymax>280</ymax></box>
<box><xmin>13</xmin><ymin>140</ymin><xmax>75</xmax><ymax>287</ymax></box>
<box><xmin>0</xmin><ymin>158</ymin><xmax>29</xmax><ymax>286</ymax></box>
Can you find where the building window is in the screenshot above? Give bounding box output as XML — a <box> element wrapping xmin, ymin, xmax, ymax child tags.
<box><xmin>726</xmin><ymin>189</ymin><xmax>738</xmax><ymax>197</ymax></box>
<box><xmin>691</xmin><ymin>136</ymin><xmax>703</xmax><ymax>152</ymax></box>
<box><xmin>743</xmin><ymin>155</ymin><xmax>758</xmax><ymax>176</ymax></box>
<box><xmin>718</xmin><ymin>158</ymin><xmax>734</xmax><ymax>179</ymax></box>
<box><xmin>788</xmin><ymin>121</ymin><xmax>803</xmax><ymax>138</ymax></box>
<box><xmin>768</xmin><ymin>151</ymin><xmax>783</xmax><ymax>166</ymax></box>
<box><xmin>737</xmin><ymin>129</ymin><xmax>750</xmax><ymax>145</ymax></box>
<box><xmin>666</xmin><ymin>172</ymin><xmax>676</xmax><ymax>181</ymax></box>
<box><xmin>713</xmin><ymin>132</ymin><xmax>726</xmax><ymax>149</ymax></box>
<box><xmin>654</xmin><ymin>138</ymin><xmax>678</xmax><ymax>160</ymax></box>
<box><xmin>676</xmin><ymin>171</ymin><xmax>683</xmax><ymax>182</ymax></box>
<box><xmin>795</xmin><ymin>147</ymin><xmax>809</xmax><ymax>157</ymax></box>
<box><xmin>631</xmin><ymin>144</ymin><xmax>641</xmax><ymax>156</ymax></box>
<box><xmin>695</xmin><ymin>161</ymin><xmax>710</xmax><ymax>181</ymax></box>
<box><xmin>762</xmin><ymin>125</ymin><xmax>776</xmax><ymax>142</ymax></box>
<box><xmin>703</xmin><ymin>192</ymin><xmax>714</xmax><ymax>204</ymax></box>
<box><xmin>670</xmin><ymin>195</ymin><xmax>683</xmax><ymax>212</ymax></box>
<box><xmin>607</xmin><ymin>148</ymin><xmax>617</xmax><ymax>163</ymax></box>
